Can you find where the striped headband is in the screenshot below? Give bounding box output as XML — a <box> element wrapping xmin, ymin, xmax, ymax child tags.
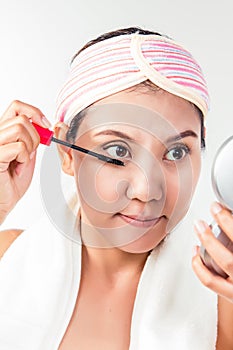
<box><xmin>55</xmin><ymin>33</ymin><xmax>209</xmax><ymax>123</ymax></box>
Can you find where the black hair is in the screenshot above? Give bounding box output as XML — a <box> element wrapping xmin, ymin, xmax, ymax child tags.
<box><xmin>67</xmin><ymin>26</ymin><xmax>206</xmax><ymax>149</ymax></box>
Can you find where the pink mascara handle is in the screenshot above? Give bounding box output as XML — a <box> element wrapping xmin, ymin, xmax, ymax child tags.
<box><xmin>32</xmin><ymin>122</ymin><xmax>53</xmax><ymax>145</ymax></box>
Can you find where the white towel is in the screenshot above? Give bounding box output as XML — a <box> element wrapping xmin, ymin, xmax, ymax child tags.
<box><xmin>129</xmin><ymin>217</ymin><xmax>218</xmax><ymax>349</ymax></box>
<box><xmin>0</xmin><ymin>208</ymin><xmax>217</xmax><ymax>349</ymax></box>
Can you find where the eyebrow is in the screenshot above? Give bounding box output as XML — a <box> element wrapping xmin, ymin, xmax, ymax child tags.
<box><xmin>94</xmin><ymin>129</ymin><xmax>135</xmax><ymax>141</ymax></box>
<box><xmin>166</xmin><ymin>130</ymin><xmax>198</xmax><ymax>143</ymax></box>
<box><xmin>94</xmin><ymin>129</ymin><xmax>198</xmax><ymax>143</ymax></box>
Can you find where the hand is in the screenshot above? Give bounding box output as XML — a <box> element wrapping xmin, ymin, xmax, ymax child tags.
<box><xmin>192</xmin><ymin>202</ymin><xmax>233</xmax><ymax>303</ymax></box>
<box><xmin>0</xmin><ymin>100</ymin><xmax>51</xmax><ymax>224</ymax></box>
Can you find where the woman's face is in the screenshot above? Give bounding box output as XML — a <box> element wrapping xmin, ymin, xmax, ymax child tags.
<box><xmin>65</xmin><ymin>89</ymin><xmax>202</xmax><ymax>253</ymax></box>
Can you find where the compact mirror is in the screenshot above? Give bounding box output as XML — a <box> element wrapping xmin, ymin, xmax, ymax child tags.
<box><xmin>200</xmin><ymin>136</ymin><xmax>233</xmax><ymax>278</ymax></box>
<box><xmin>212</xmin><ymin>136</ymin><xmax>233</xmax><ymax>210</ymax></box>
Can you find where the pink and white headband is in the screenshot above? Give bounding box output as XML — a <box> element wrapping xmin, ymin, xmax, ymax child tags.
<box><xmin>55</xmin><ymin>33</ymin><xmax>209</xmax><ymax>123</ymax></box>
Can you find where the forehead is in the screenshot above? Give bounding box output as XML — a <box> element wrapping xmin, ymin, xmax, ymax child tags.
<box><xmin>76</xmin><ymin>89</ymin><xmax>201</xmax><ymax>140</ymax></box>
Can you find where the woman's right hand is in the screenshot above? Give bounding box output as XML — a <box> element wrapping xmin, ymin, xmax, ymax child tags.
<box><xmin>0</xmin><ymin>100</ymin><xmax>51</xmax><ymax>224</ymax></box>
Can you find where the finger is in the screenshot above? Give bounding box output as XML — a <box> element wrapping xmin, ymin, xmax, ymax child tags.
<box><xmin>192</xmin><ymin>247</ymin><xmax>233</xmax><ymax>302</ymax></box>
<box><xmin>0</xmin><ymin>118</ymin><xmax>39</xmax><ymax>154</ymax></box>
<box><xmin>0</xmin><ymin>100</ymin><xmax>51</xmax><ymax>128</ymax></box>
<box><xmin>211</xmin><ymin>202</ymin><xmax>233</xmax><ymax>241</ymax></box>
<box><xmin>0</xmin><ymin>142</ymin><xmax>31</xmax><ymax>173</ymax></box>
<box><xmin>194</xmin><ymin>220</ymin><xmax>233</xmax><ymax>278</ymax></box>
<box><xmin>1</xmin><ymin>115</ymin><xmax>41</xmax><ymax>145</ymax></box>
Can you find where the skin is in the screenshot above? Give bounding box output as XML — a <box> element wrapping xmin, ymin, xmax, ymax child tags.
<box><xmin>0</xmin><ymin>100</ymin><xmax>48</xmax><ymax>224</ymax></box>
<box><xmin>0</xmin><ymin>94</ymin><xmax>232</xmax><ymax>348</ymax></box>
<box><xmin>192</xmin><ymin>204</ymin><xmax>233</xmax><ymax>349</ymax></box>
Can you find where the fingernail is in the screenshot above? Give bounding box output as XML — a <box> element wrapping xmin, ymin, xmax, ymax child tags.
<box><xmin>41</xmin><ymin>116</ymin><xmax>51</xmax><ymax>128</ymax></box>
<box><xmin>192</xmin><ymin>245</ymin><xmax>198</xmax><ymax>257</ymax></box>
<box><xmin>29</xmin><ymin>151</ymin><xmax>36</xmax><ymax>159</ymax></box>
<box><xmin>211</xmin><ymin>202</ymin><xmax>222</xmax><ymax>215</ymax></box>
<box><xmin>194</xmin><ymin>220</ymin><xmax>208</xmax><ymax>235</ymax></box>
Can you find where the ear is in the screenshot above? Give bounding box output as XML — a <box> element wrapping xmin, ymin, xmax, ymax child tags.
<box><xmin>204</xmin><ymin>126</ymin><xmax>206</xmax><ymax>139</ymax></box>
<box><xmin>54</xmin><ymin>122</ymin><xmax>74</xmax><ymax>176</ymax></box>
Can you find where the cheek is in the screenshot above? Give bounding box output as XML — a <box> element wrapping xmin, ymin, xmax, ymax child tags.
<box><xmin>164</xmin><ymin>170</ymin><xmax>182</xmax><ymax>212</ymax></box>
<box><xmin>165</xmin><ymin>155</ymin><xmax>201</xmax><ymax>228</ymax></box>
<box><xmin>73</xmin><ymin>157</ymin><xmax>130</xmax><ymax>213</ymax></box>
<box><xmin>95</xmin><ymin>167</ymin><xmax>122</xmax><ymax>202</ymax></box>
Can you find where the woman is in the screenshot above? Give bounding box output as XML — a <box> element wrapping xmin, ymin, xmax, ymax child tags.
<box><xmin>0</xmin><ymin>27</ymin><xmax>232</xmax><ymax>349</ymax></box>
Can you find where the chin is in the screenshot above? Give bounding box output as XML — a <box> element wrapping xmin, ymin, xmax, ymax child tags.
<box><xmin>118</xmin><ymin>230</ymin><xmax>168</xmax><ymax>254</ymax></box>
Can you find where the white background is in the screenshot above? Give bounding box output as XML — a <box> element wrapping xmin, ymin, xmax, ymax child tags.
<box><xmin>0</xmin><ymin>0</ymin><xmax>233</xmax><ymax>230</ymax></box>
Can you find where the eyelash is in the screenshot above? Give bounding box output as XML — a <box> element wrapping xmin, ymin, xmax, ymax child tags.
<box><xmin>164</xmin><ymin>143</ymin><xmax>191</xmax><ymax>162</ymax></box>
<box><xmin>102</xmin><ymin>141</ymin><xmax>191</xmax><ymax>163</ymax></box>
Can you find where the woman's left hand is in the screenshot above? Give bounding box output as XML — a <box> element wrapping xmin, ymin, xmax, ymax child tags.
<box><xmin>193</xmin><ymin>203</ymin><xmax>233</xmax><ymax>349</ymax></box>
<box><xmin>192</xmin><ymin>201</ymin><xmax>233</xmax><ymax>303</ymax></box>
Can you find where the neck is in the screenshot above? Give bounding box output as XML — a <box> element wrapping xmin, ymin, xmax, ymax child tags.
<box><xmin>79</xmin><ymin>219</ymin><xmax>150</xmax><ymax>280</ymax></box>
<box><xmin>82</xmin><ymin>244</ymin><xmax>149</xmax><ymax>278</ymax></box>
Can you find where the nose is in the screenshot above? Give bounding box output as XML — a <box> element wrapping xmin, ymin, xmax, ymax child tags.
<box><xmin>126</xmin><ymin>155</ymin><xmax>165</xmax><ymax>203</ymax></box>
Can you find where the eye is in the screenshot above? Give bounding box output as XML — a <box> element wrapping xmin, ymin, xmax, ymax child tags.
<box><xmin>103</xmin><ymin>143</ymin><xmax>131</xmax><ymax>159</ymax></box>
<box><xmin>164</xmin><ymin>144</ymin><xmax>190</xmax><ymax>161</ymax></box>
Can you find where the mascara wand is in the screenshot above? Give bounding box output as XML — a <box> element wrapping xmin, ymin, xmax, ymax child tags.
<box><xmin>32</xmin><ymin>122</ymin><xmax>124</xmax><ymax>166</ymax></box>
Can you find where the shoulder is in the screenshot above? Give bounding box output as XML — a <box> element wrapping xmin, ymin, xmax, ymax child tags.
<box><xmin>0</xmin><ymin>229</ymin><xmax>23</xmax><ymax>259</ymax></box>
<box><xmin>216</xmin><ymin>294</ymin><xmax>233</xmax><ymax>349</ymax></box>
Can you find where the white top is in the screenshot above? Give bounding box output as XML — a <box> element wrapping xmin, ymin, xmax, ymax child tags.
<box><xmin>0</xmin><ymin>211</ymin><xmax>217</xmax><ymax>349</ymax></box>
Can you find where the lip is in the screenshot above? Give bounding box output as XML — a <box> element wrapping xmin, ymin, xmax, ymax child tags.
<box><xmin>118</xmin><ymin>214</ymin><xmax>163</xmax><ymax>228</ymax></box>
